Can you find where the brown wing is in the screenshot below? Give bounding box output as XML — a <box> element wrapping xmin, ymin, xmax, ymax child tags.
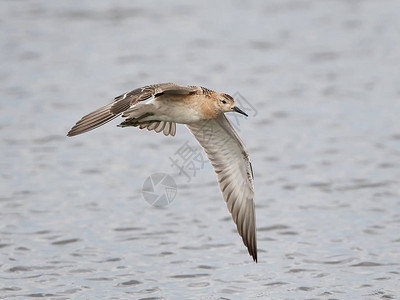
<box><xmin>67</xmin><ymin>83</ymin><xmax>197</xmax><ymax>137</ymax></box>
<box><xmin>186</xmin><ymin>115</ymin><xmax>257</xmax><ymax>262</ymax></box>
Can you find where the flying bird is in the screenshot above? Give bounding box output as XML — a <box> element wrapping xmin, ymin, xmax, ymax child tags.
<box><xmin>67</xmin><ymin>83</ymin><xmax>257</xmax><ymax>262</ymax></box>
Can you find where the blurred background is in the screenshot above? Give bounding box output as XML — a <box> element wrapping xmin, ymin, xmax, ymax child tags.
<box><xmin>1</xmin><ymin>0</ymin><xmax>399</xmax><ymax>299</ymax></box>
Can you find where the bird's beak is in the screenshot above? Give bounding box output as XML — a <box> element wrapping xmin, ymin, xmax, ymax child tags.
<box><xmin>233</xmin><ymin>106</ymin><xmax>248</xmax><ymax>117</ymax></box>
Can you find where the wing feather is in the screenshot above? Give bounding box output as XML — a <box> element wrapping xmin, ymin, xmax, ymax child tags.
<box><xmin>186</xmin><ymin>115</ymin><xmax>257</xmax><ymax>262</ymax></box>
<box><xmin>67</xmin><ymin>83</ymin><xmax>197</xmax><ymax>137</ymax></box>
<box><xmin>135</xmin><ymin>121</ymin><xmax>176</xmax><ymax>136</ymax></box>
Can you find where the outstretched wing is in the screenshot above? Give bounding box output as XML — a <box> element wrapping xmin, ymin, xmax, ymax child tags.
<box><xmin>67</xmin><ymin>83</ymin><xmax>197</xmax><ymax>137</ymax></box>
<box><xmin>186</xmin><ymin>115</ymin><xmax>257</xmax><ymax>262</ymax></box>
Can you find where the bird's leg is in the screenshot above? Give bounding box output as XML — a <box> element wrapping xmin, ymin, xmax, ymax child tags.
<box><xmin>118</xmin><ymin>112</ymin><xmax>155</xmax><ymax>127</ymax></box>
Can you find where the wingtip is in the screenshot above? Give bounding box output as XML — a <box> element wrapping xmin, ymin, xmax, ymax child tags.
<box><xmin>247</xmin><ymin>234</ymin><xmax>258</xmax><ymax>263</ymax></box>
<box><xmin>249</xmin><ymin>248</ymin><xmax>258</xmax><ymax>263</ymax></box>
<box><xmin>66</xmin><ymin>129</ymin><xmax>77</xmax><ymax>137</ymax></box>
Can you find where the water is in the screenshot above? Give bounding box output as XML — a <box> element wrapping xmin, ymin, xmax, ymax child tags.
<box><xmin>1</xmin><ymin>1</ymin><xmax>400</xmax><ymax>299</ymax></box>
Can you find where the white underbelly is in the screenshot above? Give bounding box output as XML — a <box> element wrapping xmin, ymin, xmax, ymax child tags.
<box><xmin>150</xmin><ymin>98</ymin><xmax>204</xmax><ymax>124</ymax></box>
<box><xmin>157</xmin><ymin>106</ymin><xmax>202</xmax><ymax>123</ymax></box>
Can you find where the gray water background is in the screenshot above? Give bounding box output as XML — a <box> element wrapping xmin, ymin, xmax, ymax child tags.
<box><xmin>1</xmin><ymin>1</ymin><xmax>400</xmax><ymax>299</ymax></box>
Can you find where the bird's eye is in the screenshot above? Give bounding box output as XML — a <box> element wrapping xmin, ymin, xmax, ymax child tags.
<box><xmin>220</xmin><ymin>99</ymin><xmax>227</xmax><ymax>104</ymax></box>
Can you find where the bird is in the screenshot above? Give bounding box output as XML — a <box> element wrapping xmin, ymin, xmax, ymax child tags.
<box><xmin>67</xmin><ymin>83</ymin><xmax>257</xmax><ymax>262</ymax></box>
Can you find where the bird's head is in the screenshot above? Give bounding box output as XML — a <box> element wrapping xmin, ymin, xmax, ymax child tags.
<box><xmin>215</xmin><ymin>93</ymin><xmax>248</xmax><ymax>117</ymax></box>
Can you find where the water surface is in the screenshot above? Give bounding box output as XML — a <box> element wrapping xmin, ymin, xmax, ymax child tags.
<box><xmin>1</xmin><ymin>1</ymin><xmax>399</xmax><ymax>299</ymax></box>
